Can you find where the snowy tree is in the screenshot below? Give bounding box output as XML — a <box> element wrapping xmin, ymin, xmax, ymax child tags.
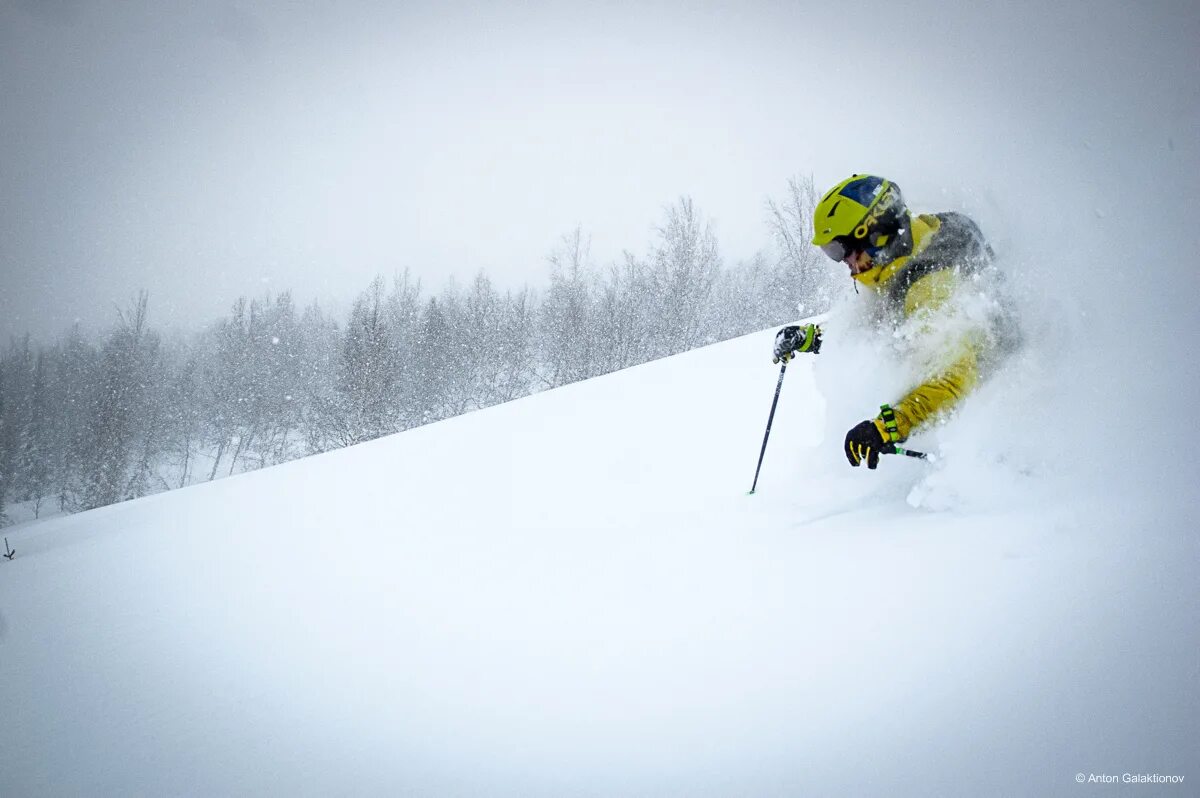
<box><xmin>252</xmin><ymin>293</ymin><xmax>303</xmax><ymax>467</ymax></box>
<box><xmin>296</xmin><ymin>300</ymin><xmax>343</xmax><ymax>454</ymax></box>
<box><xmin>643</xmin><ymin>197</ymin><xmax>721</xmax><ymax>357</ymax></box>
<box><xmin>592</xmin><ymin>255</ymin><xmax>654</xmax><ymax>374</ymax></box>
<box><xmin>199</xmin><ymin>293</ymin><xmax>302</xmax><ymax>477</ymax></box>
<box><xmin>80</xmin><ymin>292</ymin><xmax>161</xmax><ymax>510</ymax></box>
<box><xmin>201</xmin><ymin>298</ymin><xmax>261</xmax><ymax>479</ymax></box>
<box><xmin>159</xmin><ymin>349</ymin><xmax>205</xmax><ymax>488</ymax></box>
<box><xmin>383</xmin><ymin>271</ymin><xmax>424</xmax><ymax>430</ymax></box>
<box><xmin>21</xmin><ymin>351</ymin><xmax>54</xmax><ymax>515</ymax></box>
<box><xmin>412</xmin><ymin>295</ymin><xmax>455</xmax><ymax>423</ymax></box>
<box><xmin>438</xmin><ymin>282</ymin><xmax>480</xmax><ymax>418</ymax></box>
<box><xmin>339</xmin><ymin>277</ymin><xmax>400</xmax><ymax>444</ymax></box>
<box><xmin>50</xmin><ymin>325</ymin><xmax>100</xmax><ymax>510</ymax></box>
<box><xmin>539</xmin><ymin>227</ymin><xmax>597</xmax><ymax>388</ymax></box>
<box><xmin>487</xmin><ymin>287</ymin><xmax>536</xmax><ymax>405</ymax></box>
<box><xmin>765</xmin><ymin>175</ymin><xmax>839</xmax><ymax>318</ymax></box>
<box><xmin>0</xmin><ymin>337</ymin><xmax>34</xmax><ymax>508</ymax></box>
<box><xmin>124</xmin><ymin>341</ymin><xmax>168</xmax><ymax>501</ymax></box>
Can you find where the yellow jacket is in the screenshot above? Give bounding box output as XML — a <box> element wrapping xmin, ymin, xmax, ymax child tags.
<box><xmin>852</xmin><ymin>212</ymin><xmax>994</xmax><ymax>441</ymax></box>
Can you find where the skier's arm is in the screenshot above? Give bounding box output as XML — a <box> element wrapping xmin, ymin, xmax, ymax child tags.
<box><xmin>887</xmin><ymin>347</ymin><xmax>979</xmax><ymax>440</ymax></box>
<box><xmin>884</xmin><ymin>269</ymin><xmax>981</xmax><ymax>441</ymax></box>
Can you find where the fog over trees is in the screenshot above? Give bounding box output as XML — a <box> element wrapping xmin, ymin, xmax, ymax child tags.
<box><xmin>0</xmin><ymin>182</ymin><xmax>832</xmax><ymax>524</ymax></box>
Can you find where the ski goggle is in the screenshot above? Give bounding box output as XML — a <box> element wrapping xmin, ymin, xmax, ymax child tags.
<box><xmin>819</xmin><ymin>238</ymin><xmax>852</xmax><ymax>261</ymax></box>
<box><xmin>820</xmin><ymin>236</ymin><xmax>877</xmax><ymax>263</ymax></box>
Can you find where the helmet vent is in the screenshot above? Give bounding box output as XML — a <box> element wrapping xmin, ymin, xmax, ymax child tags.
<box><xmin>827</xmin><ymin>200</ymin><xmax>841</xmax><ymax>218</ymax></box>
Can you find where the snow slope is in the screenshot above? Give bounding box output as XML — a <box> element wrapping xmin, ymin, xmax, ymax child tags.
<box><xmin>1</xmin><ymin>324</ymin><xmax>1195</xmax><ymax>797</ymax></box>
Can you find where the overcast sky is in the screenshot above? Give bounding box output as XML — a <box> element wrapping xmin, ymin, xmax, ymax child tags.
<box><xmin>2</xmin><ymin>0</ymin><xmax>1197</xmax><ymax>339</ymax></box>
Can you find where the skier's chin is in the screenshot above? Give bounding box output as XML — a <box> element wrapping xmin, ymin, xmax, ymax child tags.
<box><xmin>845</xmin><ymin>251</ymin><xmax>875</xmax><ymax>276</ymax></box>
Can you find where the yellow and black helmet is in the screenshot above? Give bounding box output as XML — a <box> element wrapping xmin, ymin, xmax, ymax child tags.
<box><xmin>811</xmin><ymin>174</ymin><xmax>908</xmax><ymax>263</ymax></box>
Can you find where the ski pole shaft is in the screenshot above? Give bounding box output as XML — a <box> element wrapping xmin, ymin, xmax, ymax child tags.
<box><xmin>749</xmin><ymin>362</ymin><xmax>787</xmax><ymax>494</ymax></box>
<box><xmin>892</xmin><ymin>446</ymin><xmax>930</xmax><ymax>460</ymax></box>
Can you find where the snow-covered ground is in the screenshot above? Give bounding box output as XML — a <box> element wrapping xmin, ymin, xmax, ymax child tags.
<box><xmin>1</xmin><ymin>320</ymin><xmax>1195</xmax><ymax>796</ymax></box>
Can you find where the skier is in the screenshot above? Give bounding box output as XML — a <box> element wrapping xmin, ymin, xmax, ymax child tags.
<box><xmin>772</xmin><ymin>174</ymin><xmax>1002</xmax><ymax>468</ymax></box>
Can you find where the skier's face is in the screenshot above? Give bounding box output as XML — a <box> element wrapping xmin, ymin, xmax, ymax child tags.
<box><xmin>845</xmin><ymin>249</ymin><xmax>875</xmax><ymax>275</ymax></box>
<box><xmin>819</xmin><ymin>235</ymin><xmax>877</xmax><ymax>275</ymax></box>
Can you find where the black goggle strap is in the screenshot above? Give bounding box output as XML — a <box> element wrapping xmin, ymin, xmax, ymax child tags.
<box><xmin>878</xmin><ymin>404</ymin><xmax>901</xmax><ymax>443</ymax></box>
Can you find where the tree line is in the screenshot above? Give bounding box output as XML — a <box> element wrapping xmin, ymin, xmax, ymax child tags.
<box><xmin>0</xmin><ymin>181</ymin><xmax>836</xmax><ymax>524</ymax></box>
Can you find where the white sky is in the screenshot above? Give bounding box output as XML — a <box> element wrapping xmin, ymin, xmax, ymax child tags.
<box><xmin>2</xmin><ymin>0</ymin><xmax>1197</xmax><ymax>338</ymax></box>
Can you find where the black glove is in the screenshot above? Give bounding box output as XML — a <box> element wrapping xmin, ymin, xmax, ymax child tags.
<box><xmin>845</xmin><ymin>406</ymin><xmax>906</xmax><ymax>468</ymax></box>
<box><xmin>772</xmin><ymin>323</ymin><xmax>822</xmax><ymax>363</ymax></box>
<box><xmin>844</xmin><ymin>419</ymin><xmax>893</xmax><ymax>469</ymax></box>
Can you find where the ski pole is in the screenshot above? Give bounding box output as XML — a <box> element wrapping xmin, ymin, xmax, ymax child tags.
<box><xmin>749</xmin><ymin>362</ymin><xmax>787</xmax><ymax>494</ymax></box>
<box><xmin>890</xmin><ymin>446</ymin><xmax>931</xmax><ymax>461</ymax></box>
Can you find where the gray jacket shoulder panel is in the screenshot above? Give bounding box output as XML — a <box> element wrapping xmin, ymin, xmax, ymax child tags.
<box><xmin>886</xmin><ymin>212</ymin><xmax>994</xmax><ymax>306</ymax></box>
